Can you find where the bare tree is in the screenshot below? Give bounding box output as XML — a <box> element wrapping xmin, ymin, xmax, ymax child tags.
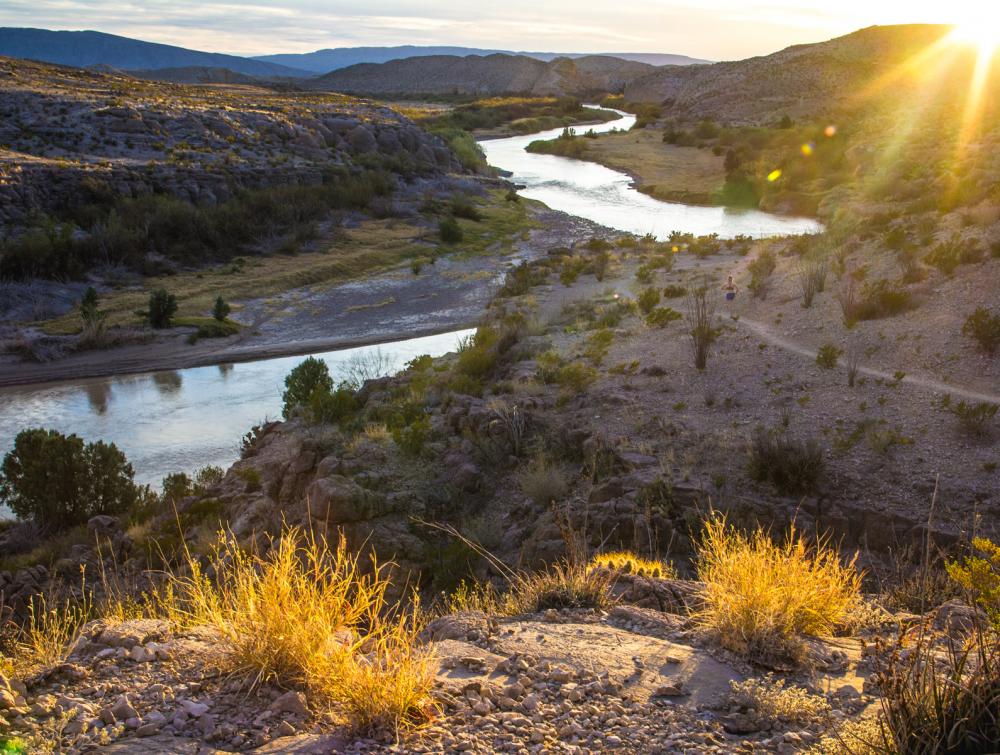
<box><xmin>341</xmin><ymin>347</ymin><xmax>396</xmax><ymax>389</ymax></box>
<box><xmin>688</xmin><ymin>279</ymin><xmax>718</xmax><ymax>370</ymax></box>
<box><xmin>836</xmin><ymin>275</ymin><xmax>860</xmax><ymax>326</ymax></box>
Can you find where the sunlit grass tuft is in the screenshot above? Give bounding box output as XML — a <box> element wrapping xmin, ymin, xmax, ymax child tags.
<box><xmin>168</xmin><ymin>527</ymin><xmax>435</xmax><ymax>732</ymax></box>
<box><xmin>506</xmin><ymin>562</ymin><xmax>615</xmax><ymax>614</ymax></box>
<box><xmin>588</xmin><ymin>550</ymin><xmax>677</xmax><ymax>579</ymax></box>
<box><xmin>695</xmin><ymin>515</ymin><xmax>861</xmax><ymax>663</ymax></box>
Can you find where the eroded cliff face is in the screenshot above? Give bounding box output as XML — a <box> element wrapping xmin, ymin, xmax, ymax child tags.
<box><xmin>0</xmin><ymin>57</ymin><xmax>462</xmax><ymax>229</ymax></box>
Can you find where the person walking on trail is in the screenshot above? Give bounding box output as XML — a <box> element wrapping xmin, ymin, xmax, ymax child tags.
<box><xmin>722</xmin><ymin>275</ymin><xmax>739</xmax><ymax>318</ymax></box>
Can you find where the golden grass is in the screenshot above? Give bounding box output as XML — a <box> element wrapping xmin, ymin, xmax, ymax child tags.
<box><xmin>6</xmin><ymin>527</ymin><xmax>434</xmax><ymax>734</ymax></box>
<box><xmin>694</xmin><ymin>516</ymin><xmax>861</xmax><ymax>663</ymax></box>
<box><xmin>588</xmin><ymin>550</ymin><xmax>677</xmax><ymax>579</ymax></box>
<box><xmin>168</xmin><ymin>527</ymin><xmax>435</xmax><ymax>732</ymax></box>
<box><xmin>9</xmin><ymin>592</ymin><xmax>92</xmax><ymax>678</ymax></box>
<box><xmin>506</xmin><ymin>562</ymin><xmax>615</xmax><ymax>614</ymax></box>
<box><xmin>583</xmin><ymin>130</ymin><xmax>726</xmax><ymax>204</ymax></box>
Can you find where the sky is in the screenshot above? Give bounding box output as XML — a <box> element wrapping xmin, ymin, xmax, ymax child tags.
<box><xmin>0</xmin><ymin>0</ymin><xmax>991</xmax><ymax>60</ymax></box>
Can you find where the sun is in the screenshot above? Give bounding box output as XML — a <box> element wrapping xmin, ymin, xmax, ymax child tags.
<box><xmin>949</xmin><ymin>21</ymin><xmax>1000</xmax><ymax>57</ymax></box>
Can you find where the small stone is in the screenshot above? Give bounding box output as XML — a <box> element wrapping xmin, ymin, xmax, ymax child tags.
<box><xmin>182</xmin><ymin>700</ymin><xmax>210</xmax><ymax>717</ymax></box>
<box><xmin>200</xmin><ymin>713</ymin><xmax>216</xmax><ymax>738</ymax></box>
<box><xmin>136</xmin><ymin>721</ymin><xmax>161</xmax><ymax>737</ymax></box>
<box><xmin>652</xmin><ymin>683</ymin><xmax>686</xmax><ymax>697</ymax></box>
<box><xmin>110</xmin><ymin>694</ymin><xmax>138</xmax><ymax>722</ymax></box>
<box><xmin>274</xmin><ymin>720</ymin><xmax>296</xmax><ymax>737</ymax></box>
<box><xmin>269</xmin><ymin>690</ymin><xmax>309</xmax><ymax>717</ymax></box>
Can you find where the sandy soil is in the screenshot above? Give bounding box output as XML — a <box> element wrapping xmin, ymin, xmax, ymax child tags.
<box><xmin>517</xmin><ymin>243</ymin><xmax>1000</xmax><ymax>543</ymax></box>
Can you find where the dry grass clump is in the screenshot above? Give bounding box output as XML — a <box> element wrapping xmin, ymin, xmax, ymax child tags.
<box><xmin>506</xmin><ymin>562</ymin><xmax>615</xmax><ymax>614</ymax></box>
<box><xmin>695</xmin><ymin>516</ymin><xmax>861</xmax><ymax>663</ymax></box>
<box><xmin>169</xmin><ymin>528</ymin><xmax>435</xmax><ymax>732</ymax></box>
<box><xmin>808</xmin><ymin>718</ymin><xmax>887</xmax><ymax>755</ymax></box>
<box><xmin>7</xmin><ymin>592</ymin><xmax>93</xmax><ymax>678</ymax></box>
<box><xmin>588</xmin><ymin>550</ymin><xmax>677</xmax><ymax>579</ymax></box>
<box><xmin>729</xmin><ymin>674</ymin><xmax>831</xmax><ymax>725</ymax></box>
<box><xmin>516</xmin><ymin>453</ymin><xmax>569</xmax><ymax>506</ymax></box>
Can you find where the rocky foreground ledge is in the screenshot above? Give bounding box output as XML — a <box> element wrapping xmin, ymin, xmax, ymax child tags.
<box><xmin>3</xmin><ymin>577</ymin><xmax>968</xmax><ymax>754</ymax></box>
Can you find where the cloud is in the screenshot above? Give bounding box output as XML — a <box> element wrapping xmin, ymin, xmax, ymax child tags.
<box><xmin>0</xmin><ymin>0</ymin><xmax>982</xmax><ymax>59</ymax></box>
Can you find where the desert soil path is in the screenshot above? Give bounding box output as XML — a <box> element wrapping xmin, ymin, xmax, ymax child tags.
<box><xmin>736</xmin><ymin>315</ymin><xmax>1000</xmax><ymax>405</ymax></box>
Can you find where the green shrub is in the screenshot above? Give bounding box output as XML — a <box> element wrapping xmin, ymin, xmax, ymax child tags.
<box><xmin>747</xmin><ymin>428</ymin><xmax>824</xmax><ymax>495</ymax></box>
<box><xmin>584</xmin><ymin>329</ymin><xmax>614</xmax><ymax>365</ymax></box>
<box><xmin>282</xmin><ymin>357</ymin><xmax>333</xmax><ymax>419</ymax></box>
<box><xmin>947</xmin><ymin>400</ymin><xmax>998</xmax><ymax>437</ymax></box>
<box><xmin>79</xmin><ymin>286</ymin><xmax>103</xmax><ymax>327</ymax></box>
<box><xmin>925</xmin><ymin>234</ymin><xmax>983</xmax><ymax>275</ymax></box>
<box><xmin>308</xmin><ymin>385</ymin><xmax>359</xmax><ymax>425</ymax></box>
<box><xmin>212</xmin><ymin>296</ymin><xmax>231</xmax><ymax>322</ymax></box>
<box><xmin>591</xmin><ymin>250</ymin><xmax>610</xmax><ymax>281</ymax></box>
<box><xmin>962</xmin><ymin>308</ymin><xmax>1000</xmax><ymax>355</ymax></box>
<box><xmin>455</xmin><ymin>328</ymin><xmax>499</xmax><ymax>379</ymax></box>
<box><xmin>499</xmin><ymin>262</ymin><xmax>547</xmax><ymax>297</ymax></box>
<box><xmin>855</xmin><ymin>279</ymin><xmax>912</xmax><ymax>320</ymax></box>
<box><xmin>559</xmin><ymin>256</ymin><xmax>585</xmax><ymax>286</ymax></box>
<box><xmin>439</xmin><ymin>216</ymin><xmax>463</xmax><ymax>243</ymax></box>
<box><xmin>662</xmin><ymin>284</ymin><xmax>687</xmax><ymax>298</ymax></box>
<box><xmin>450</xmin><ymin>197</ymin><xmax>482</xmax><ymax>221</ymax></box>
<box><xmin>947</xmin><ymin>538</ymin><xmax>1000</xmax><ymax>629</ymax></box>
<box><xmin>815</xmin><ymin>343</ymin><xmax>842</xmax><ymax>369</ymax></box>
<box><xmin>555</xmin><ymin>362</ymin><xmax>597</xmax><ymax>393</ymax></box>
<box><xmin>637</xmin><ymin>287</ymin><xmax>661</xmax><ymax>315</ymax></box>
<box><xmin>0</xmin><ymin>428</ymin><xmax>138</xmax><ymax>530</ymax></box>
<box><xmin>747</xmin><ymin>251</ymin><xmax>777</xmax><ymax>299</ymax></box>
<box><xmin>392</xmin><ymin>415</ymin><xmax>431</xmax><ymax>456</ymax></box>
<box><xmin>646</xmin><ymin>307</ymin><xmax>683</xmax><ymax>327</ymax></box>
<box><xmin>146</xmin><ymin>288</ymin><xmax>177</xmax><ymax>328</ymax></box>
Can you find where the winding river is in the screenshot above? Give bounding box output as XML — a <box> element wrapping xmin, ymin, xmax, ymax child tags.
<box><xmin>0</xmin><ymin>108</ymin><xmax>821</xmax><ymax>507</ymax></box>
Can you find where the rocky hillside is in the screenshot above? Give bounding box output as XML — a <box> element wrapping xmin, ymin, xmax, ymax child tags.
<box><xmin>311</xmin><ymin>54</ymin><xmax>656</xmax><ymax>97</ymax></box>
<box><xmin>0</xmin><ymin>56</ymin><xmax>462</xmax><ymax>230</ymax></box>
<box><xmin>624</xmin><ymin>24</ymin><xmax>957</xmax><ymax>122</ymax></box>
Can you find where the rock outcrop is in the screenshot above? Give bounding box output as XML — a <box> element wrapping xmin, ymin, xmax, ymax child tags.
<box><xmin>0</xmin><ymin>57</ymin><xmax>463</xmax><ymax>230</ymax></box>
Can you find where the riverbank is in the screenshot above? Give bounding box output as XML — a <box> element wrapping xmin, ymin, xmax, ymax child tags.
<box><xmin>0</xmin><ymin>206</ymin><xmax>610</xmax><ymax>389</ymax></box>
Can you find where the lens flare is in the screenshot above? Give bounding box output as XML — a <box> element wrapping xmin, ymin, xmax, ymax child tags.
<box><xmin>950</xmin><ymin>23</ymin><xmax>1000</xmax><ymax>58</ymax></box>
<box><xmin>767</xmin><ymin>169</ymin><xmax>782</xmax><ymax>182</ymax></box>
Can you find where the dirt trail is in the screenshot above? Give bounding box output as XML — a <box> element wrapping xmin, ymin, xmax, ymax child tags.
<box><xmin>736</xmin><ymin>316</ymin><xmax>1000</xmax><ymax>405</ymax></box>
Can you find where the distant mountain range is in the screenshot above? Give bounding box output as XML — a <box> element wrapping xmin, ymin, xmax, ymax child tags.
<box><xmin>254</xmin><ymin>46</ymin><xmax>709</xmax><ymax>72</ymax></box>
<box><xmin>0</xmin><ymin>28</ymin><xmax>309</xmax><ymax>78</ymax></box>
<box><xmin>0</xmin><ymin>28</ymin><xmax>709</xmax><ymax>83</ymax></box>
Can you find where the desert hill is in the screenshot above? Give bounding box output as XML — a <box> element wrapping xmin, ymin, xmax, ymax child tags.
<box><xmin>624</xmin><ymin>24</ymin><xmax>958</xmax><ymax>122</ymax></box>
<box><xmin>312</xmin><ymin>53</ymin><xmax>656</xmax><ymax>97</ymax></box>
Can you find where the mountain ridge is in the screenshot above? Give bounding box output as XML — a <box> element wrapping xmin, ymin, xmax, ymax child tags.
<box><xmin>0</xmin><ymin>28</ymin><xmax>310</xmax><ymax>78</ymax></box>
<box><xmin>254</xmin><ymin>45</ymin><xmax>710</xmax><ymax>72</ymax></box>
<box><xmin>309</xmin><ymin>53</ymin><xmax>658</xmax><ymax>97</ymax></box>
